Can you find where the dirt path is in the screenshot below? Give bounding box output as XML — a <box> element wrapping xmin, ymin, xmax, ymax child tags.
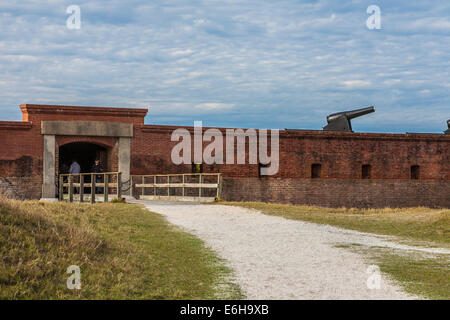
<box><xmin>134</xmin><ymin>201</ymin><xmax>427</xmax><ymax>299</ymax></box>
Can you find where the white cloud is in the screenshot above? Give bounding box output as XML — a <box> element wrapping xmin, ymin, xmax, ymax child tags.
<box><xmin>194</xmin><ymin>103</ymin><xmax>234</xmax><ymax>111</ymax></box>
<box><xmin>341</xmin><ymin>80</ymin><xmax>372</xmax><ymax>88</ymax></box>
<box><xmin>169</xmin><ymin>49</ymin><xmax>194</xmax><ymax>57</ymax></box>
<box><xmin>383</xmin><ymin>79</ymin><xmax>401</xmax><ymax>85</ymax></box>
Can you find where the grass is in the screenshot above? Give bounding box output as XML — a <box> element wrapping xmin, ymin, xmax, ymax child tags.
<box><xmin>222</xmin><ymin>202</ymin><xmax>450</xmax><ymax>247</ymax></box>
<box><xmin>0</xmin><ymin>197</ymin><xmax>242</xmax><ymax>299</ymax></box>
<box><xmin>374</xmin><ymin>251</ymin><xmax>450</xmax><ymax>300</ymax></box>
<box><xmin>221</xmin><ymin>201</ymin><xmax>450</xmax><ymax>300</ymax></box>
<box><xmin>335</xmin><ymin>243</ymin><xmax>450</xmax><ymax>300</ymax></box>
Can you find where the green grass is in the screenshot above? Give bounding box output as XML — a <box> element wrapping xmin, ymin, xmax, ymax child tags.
<box><xmin>222</xmin><ymin>201</ymin><xmax>450</xmax><ymax>300</ymax></box>
<box><xmin>334</xmin><ymin>243</ymin><xmax>450</xmax><ymax>300</ymax></box>
<box><xmin>0</xmin><ymin>197</ymin><xmax>242</xmax><ymax>299</ymax></box>
<box><xmin>374</xmin><ymin>252</ymin><xmax>450</xmax><ymax>300</ymax></box>
<box><xmin>222</xmin><ymin>202</ymin><xmax>450</xmax><ymax>247</ymax></box>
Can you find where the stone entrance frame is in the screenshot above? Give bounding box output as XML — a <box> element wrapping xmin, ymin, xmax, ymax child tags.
<box><xmin>41</xmin><ymin>120</ymin><xmax>133</xmax><ymax>199</ymax></box>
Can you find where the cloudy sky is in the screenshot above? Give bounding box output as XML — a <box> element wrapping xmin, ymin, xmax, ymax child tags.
<box><xmin>0</xmin><ymin>0</ymin><xmax>449</xmax><ymax>133</ymax></box>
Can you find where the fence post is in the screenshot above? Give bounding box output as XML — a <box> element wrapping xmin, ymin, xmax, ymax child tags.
<box><xmin>104</xmin><ymin>174</ymin><xmax>109</xmax><ymax>202</ymax></box>
<box><xmin>91</xmin><ymin>173</ymin><xmax>96</xmax><ymax>204</ymax></box>
<box><xmin>59</xmin><ymin>175</ymin><xmax>63</xmax><ymax>201</ymax></box>
<box><xmin>130</xmin><ymin>175</ymin><xmax>133</xmax><ymax>198</ymax></box>
<box><xmin>117</xmin><ymin>172</ymin><xmax>122</xmax><ymax>199</ymax></box>
<box><xmin>220</xmin><ymin>174</ymin><xmax>223</xmax><ymax>198</ymax></box>
<box><xmin>142</xmin><ymin>176</ymin><xmax>145</xmax><ymax>197</ymax></box>
<box><xmin>199</xmin><ymin>174</ymin><xmax>202</xmax><ymax>198</ymax></box>
<box><xmin>182</xmin><ymin>175</ymin><xmax>185</xmax><ymax>197</ymax></box>
<box><xmin>216</xmin><ymin>174</ymin><xmax>220</xmax><ymax>199</ymax></box>
<box><xmin>167</xmin><ymin>175</ymin><xmax>170</xmax><ymax>197</ymax></box>
<box><xmin>80</xmin><ymin>175</ymin><xmax>84</xmax><ymax>203</ymax></box>
<box><xmin>153</xmin><ymin>176</ymin><xmax>156</xmax><ymax>196</ymax></box>
<box><xmin>69</xmin><ymin>175</ymin><xmax>73</xmax><ymax>203</ymax></box>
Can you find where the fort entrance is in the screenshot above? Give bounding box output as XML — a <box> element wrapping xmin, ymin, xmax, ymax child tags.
<box><xmin>59</xmin><ymin>142</ymin><xmax>108</xmax><ymax>174</ymax></box>
<box><xmin>40</xmin><ymin>120</ymin><xmax>133</xmax><ymax>199</ymax></box>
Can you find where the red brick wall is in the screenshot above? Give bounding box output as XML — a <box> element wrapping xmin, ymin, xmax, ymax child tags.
<box><xmin>20</xmin><ymin>104</ymin><xmax>147</xmax><ymax>125</ymax></box>
<box><xmin>0</xmin><ymin>121</ymin><xmax>42</xmax><ymax>198</ymax></box>
<box><xmin>0</xmin><ymin>176</ymin><xmax>42</xmax><ymax>200</ymax></box>
<box><xmin>0</xmin><ymin>105</ymin><xmax>449</xmax><ymax>207</ymax></box>
<box><xmin>221</xmin><ymin>177</ymin><xmax>450</xmax><ymax>208</ymax></box>
<box><xmin>127</xmin><ymin>125</ymin><xmax>449</xmax><ymax>208</ymax></box>
<box><xmin>278</xmin><ymin>131</ymin><xmax>449</xmax><ymax>180</ymax></box>
<box><xmin>131</xmin><ymin>126</ymin><xmax>449</xmax><ymax>180</ymax></box>
<box><xmin>57</xmin><ymin>136</ymin><xmax>117</xmax><ymax>149</ymax></box>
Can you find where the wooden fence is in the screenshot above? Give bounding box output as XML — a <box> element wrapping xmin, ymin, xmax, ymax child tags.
<box><xmin>132</xmin><ymin>173</ymin><xmax>221</xmax><ymax>202</ymax></box>
<box><xmin>59</xmin><ymin>172</ymin><xmax>122</xmax><ymax>203</ymax></box>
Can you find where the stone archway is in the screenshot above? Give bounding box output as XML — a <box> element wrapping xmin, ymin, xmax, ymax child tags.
<box><xmin>58</xmin><ymin>142</ymin><xmax>109</xmax><ymax>174</ymax></box>
<box><xmin>40</xmin><ymin>121</ymin><xmax>132</xmax><ymax>199</ymax></box>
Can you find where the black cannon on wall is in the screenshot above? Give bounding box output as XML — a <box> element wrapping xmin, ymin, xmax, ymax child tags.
<box><xmin>445</xmin><ymin>119</ymin><xmax>450</xmax><ymax>134</ymax></box>
<box><xmin>323</xmin><ymin>106</ymin><xmax>375</xmax><ymax>132</ymax></box>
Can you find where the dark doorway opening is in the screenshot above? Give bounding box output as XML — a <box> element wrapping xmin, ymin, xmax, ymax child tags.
<box><xmin>59</xmin><ymin>142</ymin><xmax>108</xmax><ymax>175</ymax></box>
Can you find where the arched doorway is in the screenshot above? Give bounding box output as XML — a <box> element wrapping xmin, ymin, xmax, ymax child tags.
<box><xmin>59</xmin><ymin>142</ymin><xmax>108</xmax><ymax>175</ymax></box>
<box><xmin>41</xmin><ymin>120</ymin><xmax>132</xmax><ymax>199</ymax></box>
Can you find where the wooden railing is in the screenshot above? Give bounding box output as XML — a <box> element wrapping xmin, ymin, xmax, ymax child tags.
<box><xmin>59</xmin><ymin>172</ymin><xmax>122</xmax><ymax>203</ymax></box>
<box><xmin>132</xmin><ymin>173</ymin><xmax>221</xmax><ymax>202</ymax></box>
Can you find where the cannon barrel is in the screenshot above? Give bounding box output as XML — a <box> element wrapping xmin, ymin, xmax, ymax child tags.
<box><xmin>324</xmin><ymin>106</ymin><xmax>375</xmax><ymax>132</ymax></box>
<box><xmin>327</xmin><ymin>106</ymin><xmax>375</xmax><ymax>123</ymax></box>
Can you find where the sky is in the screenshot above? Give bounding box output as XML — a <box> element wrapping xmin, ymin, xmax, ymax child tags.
<box><xmin>0</xmin><ymin>0</ymin><xmax>449</xmax><ymax>133</ymax></box>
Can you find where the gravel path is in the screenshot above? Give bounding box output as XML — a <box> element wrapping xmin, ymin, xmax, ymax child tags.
<box><xmin>133</xmin><ymin>201</ymin><xmax>442</xmax><ymax>300</ymax></box>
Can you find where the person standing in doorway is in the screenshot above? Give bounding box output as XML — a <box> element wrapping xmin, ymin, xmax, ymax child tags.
<box><xmin>69</xmin><ymin>159</ymin><xmax>81</xmax><ymax>194</ymax></box>
<box><xmin>91</xmin><ymin>159</ymin><xmax>104</xmax><ymax>194</ymax></box>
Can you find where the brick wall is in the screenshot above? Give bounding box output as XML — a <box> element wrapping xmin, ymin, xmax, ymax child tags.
<box><xmin>0</xmin><ymin>105</ymin><xmax>449</xmax><ymax>207</ymax></box>
<box><xmin>20</xmin><ymin>104</ymin><xmax>147</xmax><ymax>125</ymax></box>
<box><xmin>0</xmin><ymin>176</ymin><xmax>41</xmax><ymax>199</ymax></box>
<box><xmin>131</xmin><ymin>126</ymin><xmax>449</xmax><ymax>180</ymax></box>
<box><xmin>129</xmin><ymin>124</ymin><xmax>449</xmax><ymax>208</ymax></box>
<box><xmin>0</xmin><ymin>120</ymin><xmax>42</xmax><ymax>199</ymax></box>
<box><xmin>277</xmin><ymin>131</ymin><xmax>449</xmax><ymax>180</ymax></box>
<box><xmin>221</xmin><ymin>178</ymin><xmax>450</xmax><ymax>208</ymax></box>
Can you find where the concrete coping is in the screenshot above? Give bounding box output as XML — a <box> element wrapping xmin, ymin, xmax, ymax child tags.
<box><xmin>41</xmin><ymin>120</ymin><xmax>133</xmax><ymax>137</ymax></box>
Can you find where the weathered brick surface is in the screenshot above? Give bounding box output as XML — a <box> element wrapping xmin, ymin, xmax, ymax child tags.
<box><xmin>130</xmin><ymin>126</ymin><xmax>449</xmax><ymax>180</ymax></box>
<box><xmin>0</xmin><ymin>176</ymin><xmax>41</xmax><ymax>199</ymax></box>
<box><xmin>221</xmin><ymin>178</ymin><xmax>450</xmax><ymax>208</ymax></box>
<box><xmin>20</xmin><ymin>104</ymin><xmax>147</xmax><ymax>125</ymax></box>
<box><xmin>0</xmin><ymin>120</ymin><xmax>42</xmax><ymax>199</ymax></box>
<box><xmin>0</xmin><ymin>104</ymin><xmax>449</xmax><ymax>207</ymax></box>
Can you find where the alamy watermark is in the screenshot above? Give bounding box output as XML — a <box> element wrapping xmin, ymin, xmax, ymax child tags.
<box><xmin>171</xmin><ymin>121</ymin><xmax>280</xmax><ymax>176</ymax></box>
<box><xmin>66</xmin><ymin>5</ymin><xmax>81</xmax><ymax>30</ymax></box>
<box><xmin>66</xmin><ymin>265</ymin><xmax>81</xmax><ymax>290</ymax></box>
<box><xmin>366</xmin><ymin>265</ymin><xmax>381</xmax><ymax>290</ymax></box>
<box><xmin>366</xmin><ymin>5</ymin><xmax>381</xmax><ymax>30</ymax></box>
<box><xmin>64</xmin><ymin>5</ymin><xmax>379</xmax><ymax>31</ymax></box>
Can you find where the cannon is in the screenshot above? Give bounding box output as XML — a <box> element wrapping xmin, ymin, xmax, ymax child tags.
<box><xmin>323</xmin><ymin>106</ymin><xmax>375</xmax><ymax>132</ymax></box>
<box><xmin>445</xmin><ymin>119</ymin><xmax>450</xmax><ymax>134</ymax></box>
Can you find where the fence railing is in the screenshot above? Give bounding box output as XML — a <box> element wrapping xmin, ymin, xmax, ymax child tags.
<box><xmin>132</xmin><ymin>173</ymin><xmax>221</xmax><ymax>202</ymax></box>
<box><xmin>59</xmin><ymin>172</ymin><xmax>122</xmax><ymax>203</ymax></box>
